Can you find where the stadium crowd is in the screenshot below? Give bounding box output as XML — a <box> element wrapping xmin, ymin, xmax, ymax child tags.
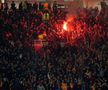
<box><xmin>0</xmin><ymin>1</ymin><xmax>108</xmax><ymax>90</ymax></box>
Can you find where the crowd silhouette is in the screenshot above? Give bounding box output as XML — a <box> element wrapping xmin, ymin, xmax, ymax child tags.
<box><xmin>0</xmin><ymin>1</ymin><xmax>108</xmax><ymax>90</ymax></box>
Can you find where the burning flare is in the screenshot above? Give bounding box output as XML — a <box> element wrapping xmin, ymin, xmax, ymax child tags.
<box><xmin>63</xmin><ymin>22</ymin><xmax>68</xmax><ymax>31</ymax></box>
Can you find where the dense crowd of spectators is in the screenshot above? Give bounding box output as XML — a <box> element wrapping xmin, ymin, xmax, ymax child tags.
<box><xmin>0</xmin><ymin>1</ymin><xmax>108</xmax><ymax>90</ymax></box>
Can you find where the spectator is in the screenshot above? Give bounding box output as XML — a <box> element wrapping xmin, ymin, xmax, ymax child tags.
<box><xmin>37</xmin><ymin>83</ymin><xmax>45</xmax><ymax>90</ymax></box>
<box><xmin>11</xmin><ymin>1</ymin><xmax>16</xmax><ymax>11</ymax></box>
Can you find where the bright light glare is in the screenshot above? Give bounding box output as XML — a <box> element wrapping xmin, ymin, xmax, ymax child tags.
<box><xmin>1</xmin><ymin>0</ymin><xmax>4</xmax><ymax>3</ymax></box>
